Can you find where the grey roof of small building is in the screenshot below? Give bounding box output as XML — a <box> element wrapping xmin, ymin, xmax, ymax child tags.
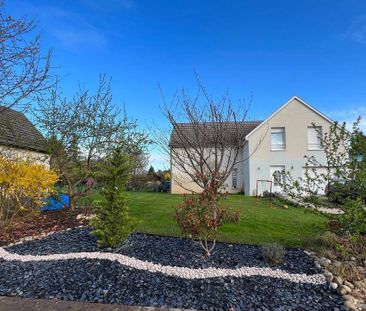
<box><xmin>170</xmin><ymin>121</ymin><xmax>262</xmax><ymax>148</ymax></box>
<box><xmin>0</xmin><ymin>106</ymin><xmax>48</xmax><ymax>153</ymax></box>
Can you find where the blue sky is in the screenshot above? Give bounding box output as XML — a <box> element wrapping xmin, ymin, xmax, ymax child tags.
<box><xmin>7</xmin><ymin>0</ymin><xmax>366</xmax><ymax>169</ymax></box>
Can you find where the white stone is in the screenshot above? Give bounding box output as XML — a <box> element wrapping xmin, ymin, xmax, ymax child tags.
<box><xmin>0</xmin><ymin>247</ymin><xmax>326</xmax><ymax>284</ymax></box>
<box><xmin>319</xmin><ymin>258</ymin><xmax>331</xmax><ymax>267</ymax></box>
<box><xmin>330</xmin><ymin>282</ymin><xmax>338</xmax><ymax>290</ymax></box>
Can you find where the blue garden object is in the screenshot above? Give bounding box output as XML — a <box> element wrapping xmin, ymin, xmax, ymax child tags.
<box><xmin>41</xmin><ymin>194</ymin><xmax>70</xmax><ymax>211</ymax></box>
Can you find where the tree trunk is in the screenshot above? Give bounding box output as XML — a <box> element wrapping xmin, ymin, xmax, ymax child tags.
<box><xmin>69</xmin><ymin>194</ymin><xmax>76</xmax><ymax>211</ymax></box>
<box><xmin>67</xmin><ymin>184</ymin><xmax>76</xmax><ymax>211</ymax></box>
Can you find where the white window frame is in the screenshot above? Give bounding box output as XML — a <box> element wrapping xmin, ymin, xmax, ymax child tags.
<box><xmin>271</xmin><ymin>127</ymin><xmax>286</xmax><ymax>151</ymax></box>
<box><xmin>307</xmin><ymin>126</ymin><xmax>323</xmax><ymax>150</ymax></box>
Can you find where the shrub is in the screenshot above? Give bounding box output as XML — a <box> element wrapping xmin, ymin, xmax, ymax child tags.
<box><xmin>175</xmin><ymin>189</ymin><xmax>240</xmax><ymax>256</ymax></box>
<box><xmin>0</xmin><ymin>157</ymin><xmax>58</xmax><ymax>222</ymax></box>
<box><xmin>261</xmin><ymin>243</ymin><xmax>285</xmax><ymax>264</ymax></box>
<box><xmin>91</xmin><ymin>147</ymin><xmax>137</xmax><ymax>248</ymax></box>
<box><xmin>304</xmin><ymin>231</ymin><xmax>338</xmax><ymax>257</ymax></box>
<box><xmin>337</xmin><ymin>199</ymin><xmax>366</xmax><ymax>235</ymax></box>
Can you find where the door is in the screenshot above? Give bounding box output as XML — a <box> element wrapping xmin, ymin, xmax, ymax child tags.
<box><xmin>270</xmin><ymin>166</ymin><xmax>285</xmax><ymax>193</ymax></box>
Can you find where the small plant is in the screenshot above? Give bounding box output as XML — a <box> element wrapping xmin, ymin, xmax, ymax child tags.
<box><xmin>175</xmin><ymin>188</ymin><xmax>240</xmax><ymax>256</ymax></box>
<box><xmin>91</xmin><ymin>147</ymin><xmax>137</xmax><ymax>248</ymax></box>
<box><xmin>261</xmin><ymin>243</ymin><xmax>285</xmax><ymax>265</ymax></box>
<box><xmin>304</xmin><ymin>231</ymin><xmax>338</xmax><ymax>257</ymax></box>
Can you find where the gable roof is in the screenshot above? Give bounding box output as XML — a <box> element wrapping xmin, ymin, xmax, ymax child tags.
<box><xmin>170</xmin><ymin>121</ymin><xmax>262</xmax><ymax>148</ymax></box>
<box><xmin>245</xmin><ymin>96</ymin><xmax>335</xmax><ymax>139</ymax></box>
<box><xmin>0</xmin><ymin>106</ymin><xmax>48</xmax><ymax>153</ymax></box>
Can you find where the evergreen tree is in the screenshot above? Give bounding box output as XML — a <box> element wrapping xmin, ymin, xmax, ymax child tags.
<box><xmin>91</xmin><ymin>147</ymin><xmax>137</xmax><ymax>247</ymax></box>
<box><xmin>147</xmin><ymin>165</ymin><xmax>155</xmax><ymax>175</ymax></box>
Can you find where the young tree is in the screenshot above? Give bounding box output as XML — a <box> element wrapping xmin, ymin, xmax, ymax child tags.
<box><xmin>176</xmin><ymin>190</ymin><xmax>239</xmax><ymax>256</ymax></box>
<box><xmin>157</xmin><ymin>78</ymin><xmax>264</xmax><ymax>255</ymax></box>
<box><xmin>91</xmin><ymin>147</ymin><xmax>136</xmax><ymax>247</ymax></box>
<box><xmin>34</xmin><ymin>75</ymin><xmax>149</xmax><ymax>210</ymax></box>
<box><xmin>159</xmin><ymin>80</ymin><xmax>263</xmax><ymax>196</ymax></box>
<box><xmin>0</xmin><ymin>2</ymin><xmax>54</xmax><ymax>111</ymax></box>
<box><xmin>280</xmin><ymin>121</ymin><xmax>355</xmax><ymax>201</ymax></box>
<box><xmin>280</xmin><ymin>119</ymin><xmax>366</xmax><ymax>234</ymax></box>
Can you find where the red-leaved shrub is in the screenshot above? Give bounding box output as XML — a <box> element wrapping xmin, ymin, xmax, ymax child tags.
<box><xmin>175</xmin><ymin>187</ymin><xmax>240</xmax><ymax>256</ymax></box>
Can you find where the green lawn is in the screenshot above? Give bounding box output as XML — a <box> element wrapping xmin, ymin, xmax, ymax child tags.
<box><xmin>104</xmin><ymin>191</ymin><xmax>327</xmax><ymax>247</ymax></box>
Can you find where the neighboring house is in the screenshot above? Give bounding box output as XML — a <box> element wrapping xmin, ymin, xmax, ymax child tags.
<box><xmin>0</xmin><ymin>106</ymin><xmax>50</xmax><ymax>167</ymax></box>
<box><xmin>170</xmin><ymin>96</ymin><xmax>334</xmax><ymax>195</ymax></box>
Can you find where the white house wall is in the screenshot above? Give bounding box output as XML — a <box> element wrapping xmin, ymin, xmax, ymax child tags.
<box><xmin>246</xmin><ymin>98</ymin><xmax>332</xmax><ymax>196</ymax></box>
<box><xmin>171</xmin><ymin>147</ymin><xmax>244</xmax><ymax>194</ymax></box>
<box><xmin>243</xmin><ymin>143</ymin><xmax>250</xmax><ymax>195</ymax></box>
<box><xmin>0</xmin><ymin>145</ymin><xmax>51</xmax><ymax>168</ymax></box>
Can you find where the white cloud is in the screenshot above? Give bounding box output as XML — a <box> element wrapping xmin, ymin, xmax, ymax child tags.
<box><xmin>12</xmin><ymin>2</ymin><xmax>108</xmax><ymax>52</ymax></box>
<box><xmin>79</xmin><ymin>0</ymin><xmax>135</xmax><ymax>11</ymax></box>
<box><xmin>343</xmin><ymin>17</ymin><xmax>366</xmax><ymax>45</ymax></box>
<box><xmin>329</xmin><ymin>106</ymin><xmax>366</xmax><ymax>132</ymax></box>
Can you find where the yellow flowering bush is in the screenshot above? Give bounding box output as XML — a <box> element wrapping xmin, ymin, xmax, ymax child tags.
<box><xmin>0</xmin><ymin>157</ymin><xmax>58</xmax><ymax>222</ymax></box>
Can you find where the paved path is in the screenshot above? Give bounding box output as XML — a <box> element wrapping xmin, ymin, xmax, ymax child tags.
<box><xmin>0</xmin><ymin>296</ymin><xmax>190</xmax><ymax>311</ymax></box>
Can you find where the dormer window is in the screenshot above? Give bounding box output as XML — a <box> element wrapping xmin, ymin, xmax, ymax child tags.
<box><xmin>308</xmin><ymin>126</ymin><xmax>323</xmax><ymax>150</ymax></box>
<box><xmin>271</xmin><ymin>127</ymin><xmax>286</xmax><ymax>150</ymax></box>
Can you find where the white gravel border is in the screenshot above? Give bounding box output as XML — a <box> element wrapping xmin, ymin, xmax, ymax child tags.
<box><xmin>0</xmin><ymin>247</ymin><xmax>326</xmax><ymax>285</ymax></box>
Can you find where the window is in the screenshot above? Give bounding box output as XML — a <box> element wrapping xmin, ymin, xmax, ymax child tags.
<box><xmin>271</xmin><ymin>127</ymin><xmax>286</xmax><ymax>150</ymax></box>
<box><xmin>307</xmin><ymin>126</ymin><xmax>322</xmax><ymax>150</ymax></box>
<box><xmin>232</xmin><ymin>168</ymin><xmax>238</xmax><ymax>189</ymax></box>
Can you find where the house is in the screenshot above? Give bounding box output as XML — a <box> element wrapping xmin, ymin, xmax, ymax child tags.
<box><xmin>0</xmin><ymin>106</ymin><xmax>50</xmax><ymax>167</ymax></box>
<box><xmin>170</xmin><ymin>96</ymin><xmax>334</xmax><ymax>195</ymax></box>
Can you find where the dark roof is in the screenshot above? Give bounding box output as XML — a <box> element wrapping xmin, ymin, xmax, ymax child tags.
<box><xmin>170</xmin><ymin>121</ymin><xmax>262</xmax><ymax>148</ymax></box>
<box><xmin>0</xmin><ymin>106</ymin><xmax>48</xmax><ymax>153</ymax></box>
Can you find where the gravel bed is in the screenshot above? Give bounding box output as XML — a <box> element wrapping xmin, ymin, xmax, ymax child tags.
<box><xmin>0</xmin><ymin>258</ymin><xmax>345</xmax><ymax>311</ymax></box>
<box><xmin>0</xmin><ymin>227</ymin><xmax>346</xmax><ymax>310</ymax></box>
<box><xmin>6</xmin><ymin>227</ymin><xmax>319</xmax><ymax>275</ymax></box>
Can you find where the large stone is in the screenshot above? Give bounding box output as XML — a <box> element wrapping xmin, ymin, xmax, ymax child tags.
<box><xmin>344</xmin><ymin>281</ymin><xmax>354</xmax><ymax>289</ymax></box>
<box><xmin>319</xmin><ymin>258</ymin><xmax>331</xmax><ymax>267</ymax></box>
<box><xmin>334</xmin><ymin>276</ymin><xmax>343</xmax><ymax>285</ymax></box>
<box><xmin>338</xmin><ymin>287</ymin><xmax>347</xmax><ymax>295</ymax></box>
<box><xmin>324</xmin><ymin>271</ymin><xmax>333</xmax><ymax>282</ymax></box>
<box><xmin>341</xmin><ymin>285</ymin><xmax>352</xmax><ymax>294</ymax></box>
<box><xmin>333</xmin><ymin>261</ymin><xmax>342</xmax><ymax>268</ymax></box>
<box><xmin>344</xmin><ymin>300</ymin><xmax>356</xmax><ymax>311</ymax></box>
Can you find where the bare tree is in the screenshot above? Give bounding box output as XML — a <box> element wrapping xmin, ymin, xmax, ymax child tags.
<box><xmin>158</xmin><ymin>79</ymin><xmax>264</xmax><ymax>196</ymax></box>
<box><xmin>34</xmin><ymin>75</ymin><xmax>149</xmax><ymax>210</ymax></box>
<box><xmin>0</xmin><ymin>1</ymin><xmax>54</xmax><ymax>111</ymax></box>
<box><xmin>156</xmin><ymin>78</ymin><xmax>265</xmax><ymax>256</ymax></box>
